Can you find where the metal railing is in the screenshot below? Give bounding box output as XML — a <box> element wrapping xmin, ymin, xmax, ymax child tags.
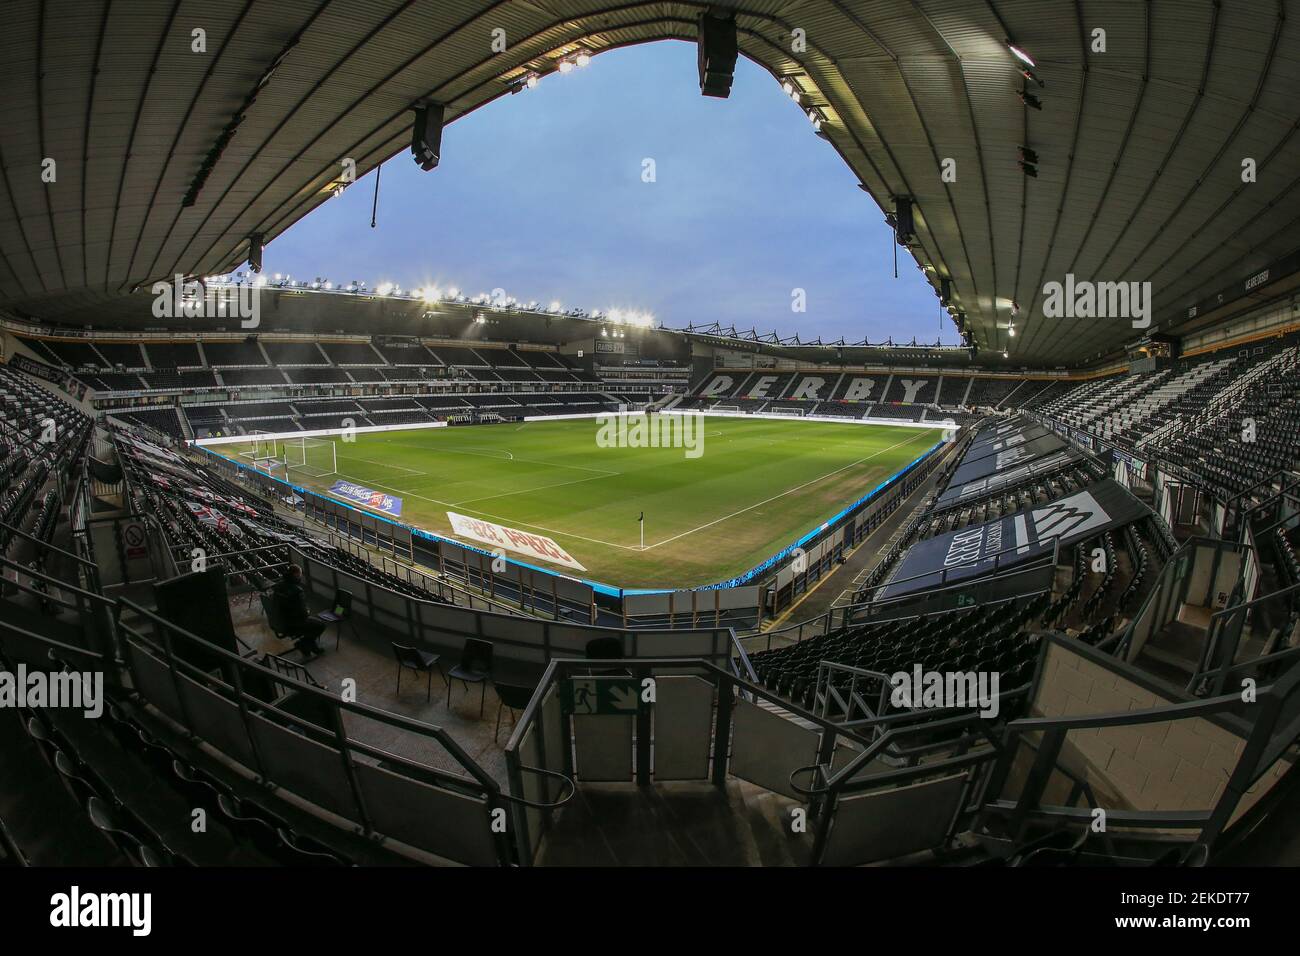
<box><xmin>979</xmin><ymin>656</ymin><xmax>1300</xmax><ymax>852</ymax></box>
<box><xmin>115</xmin><ymin>598</ymin><xmax>514</xmax><ymax>865</ymax></box>
<box><xmin>501</xmin><ymin>654</ymin><xmax>886</xmax><ymax>865</ymax></box>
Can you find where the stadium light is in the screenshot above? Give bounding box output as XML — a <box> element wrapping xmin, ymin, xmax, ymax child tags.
<box><xmin>377</xmin><ymin>282</ymin><xmax>393</xmax><ymax>296</ymax></box>
<box><xmin>525</xmin><ymin>73</ymin><xmax>539</xmax><ymax>89</ymax></box>
<box><xmin>558</xmin><ymin>59</ymin><xmax>575</xmax><ymax>74</ymax></box>
<box><xmin>1005</xmin><ymin>40</ymin><xmax>1035</xmax><ymax>68</ymax></box>
<box><xmin>575</xmin><ymin>51</ymin><xmax>591</xmax><ymax>67</ymax></box>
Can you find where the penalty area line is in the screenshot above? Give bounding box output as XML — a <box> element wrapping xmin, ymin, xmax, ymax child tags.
<box><xmin>643</xmin><ymin>431</ymin><xmax>935</xmax><ymax>551</ymax></box>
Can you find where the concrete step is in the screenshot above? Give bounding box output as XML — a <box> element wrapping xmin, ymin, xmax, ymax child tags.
<box><xmin>534</xmin><ymin>778</ymin><xmax>812</xmax><ymax>866</ymax></box>
<box><xmin>753</xmin><ymin>694</ymin><xmax>819</xmax><ymax>732</ymax></box>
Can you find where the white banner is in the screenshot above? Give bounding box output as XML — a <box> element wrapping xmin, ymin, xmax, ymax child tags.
<box><xmin>446</xmin><ymin>511</ymin><xmax>588</xmax><ymax>572</ymax></box>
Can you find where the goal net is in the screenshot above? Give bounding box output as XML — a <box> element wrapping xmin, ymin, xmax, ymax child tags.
<box><xmin>238</xmin><ymin>430</ymin><xmax>280</xmax><ymax>465</ymax></box>
<box><xmin>768</xmin><ymin>406</ymin><xmax>807</xmax><ymax>417</ymax></box>
<box><xmin>282</xmin><ymin>436</ymin><xmax>338</xmax><ymax>478</ymax></box>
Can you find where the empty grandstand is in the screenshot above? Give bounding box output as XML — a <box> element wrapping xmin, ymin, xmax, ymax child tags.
<box><xmin>1</xmin><ymin>2</ymin><xmax>1298</xmax><ymax>938</ymax></box>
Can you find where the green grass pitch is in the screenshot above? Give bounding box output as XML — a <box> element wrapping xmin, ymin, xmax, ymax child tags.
<box><xmin>220</xmin><ymin>417</ymin><xmax>943</xmax><ymax>588</ymax></box>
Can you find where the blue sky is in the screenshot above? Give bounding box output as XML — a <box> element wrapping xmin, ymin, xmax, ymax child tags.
<box><xmin>266</xmin><ymin>40</ymin><xmax>951</xmax><ymax>345</ymax></box>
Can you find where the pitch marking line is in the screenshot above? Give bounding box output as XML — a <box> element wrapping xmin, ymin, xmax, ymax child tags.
<box><xmin>285</xmin><ymin>425</ymin><xmax>941</xmax><ymax>561</ymax></box>
<box><xmin>377</xmin><ymin>438</ymin><xmax>618</xmax><ymax>477</ymax></box>
<box><xmin>642</xmin><ymin>431</ymin><xmax>936</xmax><ymax>551</ymax></box>
<box><xmin>336</xmin><ymin>453</ymin><xmax>428</xmax><ymax>476</ymax></box>
<box><xmin>449</xmin><ymin>469</ymin><xmax>622</xmax><ymax>507</ymax></box>
<box><xmin>350</xmin><ymin>477</ymin><xmax>643</xmax><ymax>552</ymax></box>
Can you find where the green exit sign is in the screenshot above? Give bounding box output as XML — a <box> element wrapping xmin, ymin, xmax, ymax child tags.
<box><xmin>561</xmin><ymin>677</ymin><xmax>640</xmax><ymax>715</ymax></box>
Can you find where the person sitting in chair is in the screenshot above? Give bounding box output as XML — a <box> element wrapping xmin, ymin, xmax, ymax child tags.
<box><xmin>271</xmin><ymin>565</ymin><xmax>326</xmax><ymax>657</ymax></box>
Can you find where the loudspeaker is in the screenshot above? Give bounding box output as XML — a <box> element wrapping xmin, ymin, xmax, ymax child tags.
<box><xmin>247</xmin><ymin>233</ymin><xmax>263</xmax><ymax>274</ymax></box>
<box><xmin>894</xmin><ymin>197</ymin><xmax>914</xmax><ymax>243</ymax></box>
<box><xmin>697</xmin><ymin>12</ymin><xmax>738</xmax><ymax>98</ymax></box>
<box><xmin>411</xmin><ymin>103</ymin><xmax>445</xmax><ymax>171</ymax></box>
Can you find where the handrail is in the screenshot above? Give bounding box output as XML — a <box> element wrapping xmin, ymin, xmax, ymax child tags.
<box><xmin>0</xmin><ymin>618</ymin><xmax>108</xmax><ymax>663</ymax></box>
<box><xmin>1207</xmin><ymin>577</ymin><xmax>1300</xmax><ymax>622</ymax></box>
<box><xmin>495</xmin><ymin>765</ymin><xmax>577</xmax><ymax>811</ymax></box>
<box><xmin>1005</xmin><ymin>688</ymin><xmax>1253</xmax><ymax>734</ymax></box>
<box><xmin>164</xmin><ymin>541</ymin><xmax>290</xmax><ymax>563</ymax></box>
<box><xmin>0</xmin><ymin>517</ymin><xmax>98</xmax><ymax>569</ymax></box>
<box><xmin>504</xmin><ymin>656</ymin><xmax>883</xmax><ymax>756</ymax></box>
<box><xmin>825</xmin><ymin>705</ymin><xmax>1010</xmax><ymax>790</ymax></box>
<box><xmin>0</xmin><ymin>551</ymin><xmax>116</xmax><ymax>608</ymax></box>
<box><xmin>116</xmin><ymin>598</ymin><xmax>501</xmax><ymax>796</ymax></box>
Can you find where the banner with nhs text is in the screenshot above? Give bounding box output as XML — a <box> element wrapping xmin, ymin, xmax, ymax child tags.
<box><xmin>328</xmin><ymin>480</ymin><xmax>403</xmax><ymax>517</ymax></box>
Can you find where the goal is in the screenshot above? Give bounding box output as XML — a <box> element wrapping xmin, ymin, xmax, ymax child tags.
<box><xmin>238</xmin><ymin>430</ymin><xmax>281</xmax><ymax>465</ymax></box>
<box><xmin>282</xmin><ymin>436</ymin><xmax>338</xmax><ymax>478</ymax></box>
<box><xmin>768</xmin><ymin>406</ymin><xmax>807</xmax><ymax>417</ymax></box>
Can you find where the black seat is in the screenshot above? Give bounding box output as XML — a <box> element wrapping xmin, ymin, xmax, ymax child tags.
<box><xmin>447</xmin><ymin>638</ymin><xmax>493</xmax><ymax>717</ymax></box>
<box><xmin>584</xmin><ymin>636</ymin><xmax>627</xmax><ymax>676</ymax></box>
<box><xmin>391</xmin><ymin>643</ymin><xmax>445</xmax><ymax>702</ymax></box>
<box><xmin>585</xmin><ymin>637</ymin><xmax>622</xmax><ymax>659</ymax></box>
<box><xmin>260</xmin><ymin>591</ymin><xmax>313</xmax><ymax>653</ymax></box>
<box><xmin>494</xmin><ymin>682</ymin><xmax>536</xmax><ymax>742</ymax></box>
<box><xmin>315</xmin><ymin>587</ymin><xmax>354</xmax><ymax>649</ymax></box>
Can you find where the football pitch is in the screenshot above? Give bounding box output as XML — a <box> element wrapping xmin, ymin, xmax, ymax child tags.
<box><xmin>219</xmin><ymin>417</ymin><xmax>943</xmax><ymax>588</ymax></box>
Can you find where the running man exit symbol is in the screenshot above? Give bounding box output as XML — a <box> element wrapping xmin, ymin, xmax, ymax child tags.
<box><xmin>562</xmin><ymin>677</ymin><xmax>640</xmax><ymax>715</ymax></box>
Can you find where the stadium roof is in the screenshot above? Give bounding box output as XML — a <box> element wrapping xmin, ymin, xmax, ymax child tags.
<box><xmin>1</xmin><ymin>0</ymin><xmax>1297</xmax><ymax>366</ymax></box>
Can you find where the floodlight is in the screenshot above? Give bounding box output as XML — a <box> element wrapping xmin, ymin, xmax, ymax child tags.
<box><xmin>1005</xmin><ymin>40</ymin><xmax>1035</xmax><ymax>68</ymax></box>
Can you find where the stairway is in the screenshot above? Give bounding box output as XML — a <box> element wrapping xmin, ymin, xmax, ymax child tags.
<box><xmin>533</xmin><ymin>779</ymin><xmax>812</xmax><ymax>866</ymax></box>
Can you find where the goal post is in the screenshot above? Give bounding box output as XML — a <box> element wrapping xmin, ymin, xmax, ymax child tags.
<box><xmin>282</xmin><ymin>436</ymin><xmax>338</xmax><ymax>479</ymax></box>
<box><xmin>239</xmin><ymin>430</ymin><xmax>280</xmax><ymax>465</ymax></box>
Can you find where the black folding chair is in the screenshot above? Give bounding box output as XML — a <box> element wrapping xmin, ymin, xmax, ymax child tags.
<box><xmin>391</xmin><ymin>643</ymin><xmax>445</xmax><ymax>702</ymax></box>
<box><xmin>448</xmin><ymin>638</ymin><xmax>493</xmax><ymax>717</ymax></box>
<box><xmin>494</xmin><ymin>682</ymin><xmax>536</xmax><ymax>742</ymax></box>
<box><xmin>261</xmin><ymin>591</ymin><xmax>323</xmax><ymax>658</ymax></box>
<box><xmin>315</xmin><ymin>587</ymin><xmax>355</xmax><ymax>650</ymax></box>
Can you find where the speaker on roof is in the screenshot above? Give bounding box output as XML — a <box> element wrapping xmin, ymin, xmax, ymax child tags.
<box><xmin>247</xmin><ymin>233</ymin><xmax>263</xmax><ymax>274</ymax></box>
<box><xmin>697</xmin><ymin>11</ymin><xmax>738</xmax><ymax>98</ymax></box>
<box><xmin>411</xmin><ymin>103</ymin><xmax>445</xmax><ymax>171</ymax></box>
<box><xmin>894</xmin><ymin>197</ymin><xmax>914</xmax><ymax>244</ymax></box>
